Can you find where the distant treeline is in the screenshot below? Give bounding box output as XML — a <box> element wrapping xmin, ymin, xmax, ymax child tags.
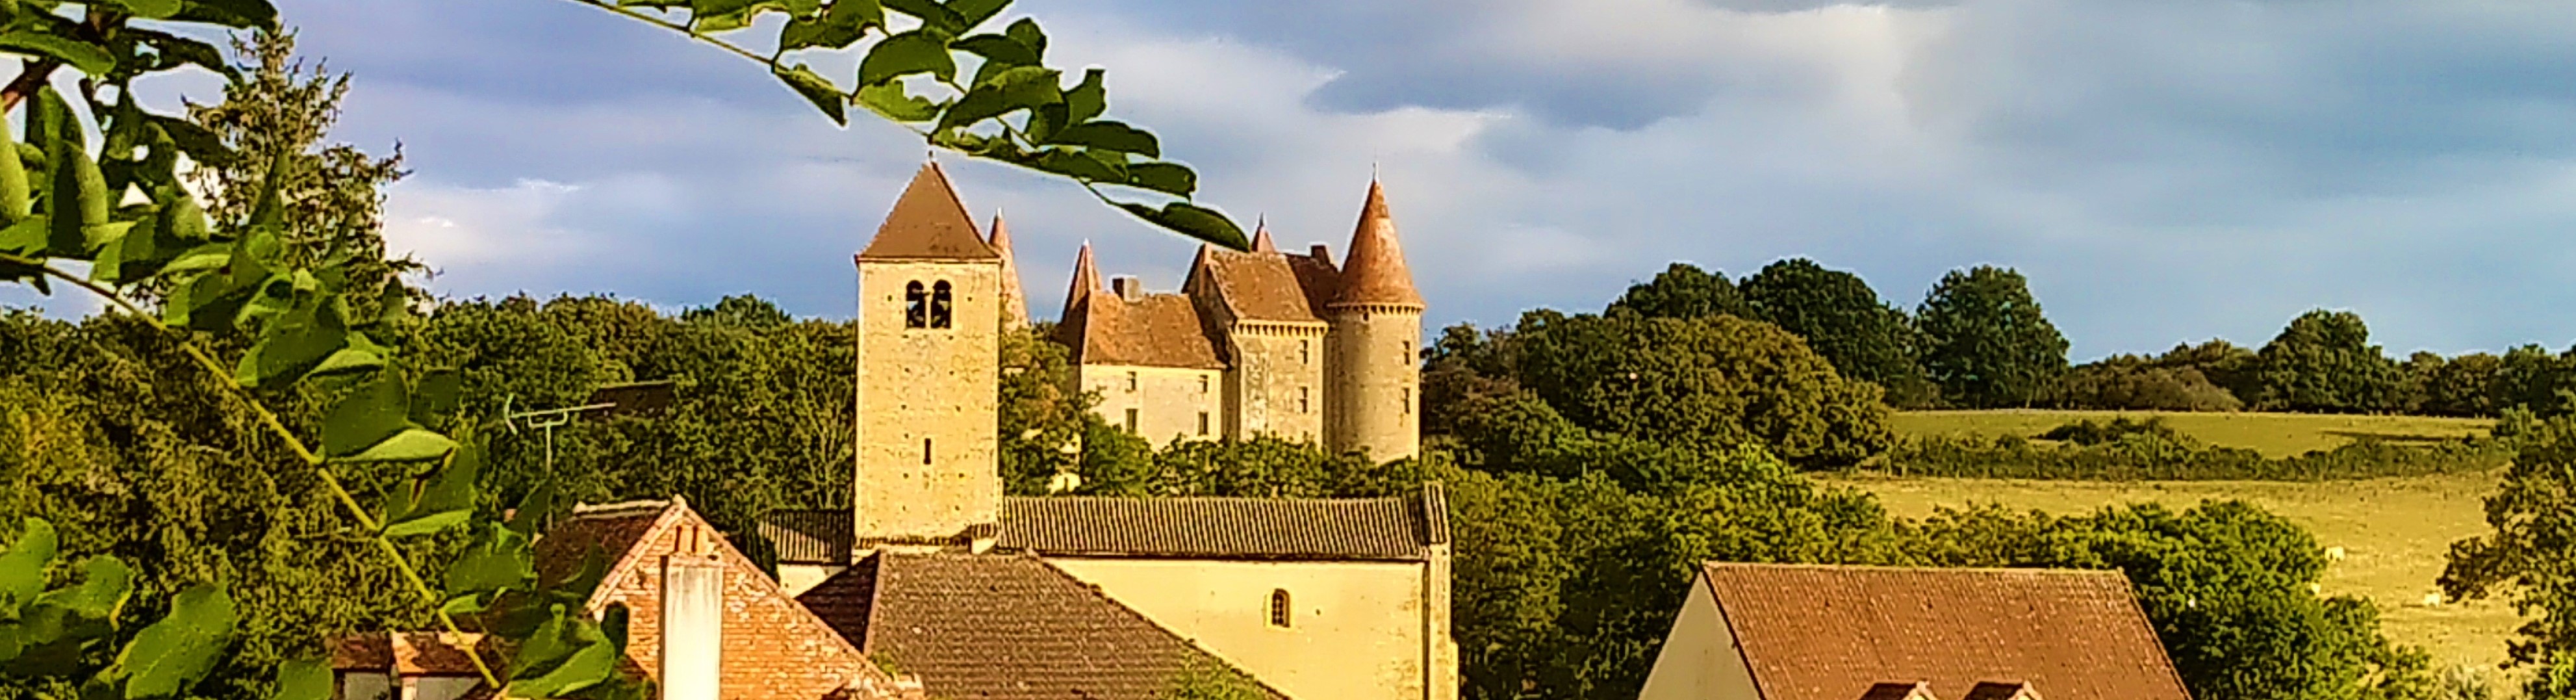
<box><xmin>1876</xmin><ymin>417</ymin><xmax>2511</xmax><ymax>481</ymax></box>
<box><xmin>1599</xmin><ymin>259</ymin><xmax>2576</xmax><ymax>418</ymax></box>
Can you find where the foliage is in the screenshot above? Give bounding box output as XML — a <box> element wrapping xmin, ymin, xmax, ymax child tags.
<box><xmin>1160</xmin><ymin>658</ymin><xmax>1271</xmax><ymax>700</ymax></box>
<box><xmin>1420</xmin><ymin>322</ymin><xmax>1522</xmax><ymax>441</ymax></box>
<box><xmin>2047</xmin><ymin>355</ymin><xmax>2244</xmax><ymax>412</ymax></box>
<box><xmin>1878</xmin><ymin>424</ymin><xmax>2507</xmax><ymax>481</ymax></box>
<box><xmin>1915</xmin><ymin>265</ymin><xmax>2070</xmax><ymax>408</ymax></box>
<box><xmin>1898</xmin><ymin>502</ymin><xmax>2440</xmax><ymax>700</ymax></box>
<box><xmin>1509</xmin><ymin>311</ymin><xmax>1895</xmax><ymax>469</ymax></box>
<box><xmin>1739</xmin><ymin>257</ymin><xmax>1933</xmax><ymax>406</ymax></box>
<box><xmin>2442</xmin><ymin>411</ymin><xmax>2576</xmax><ymax>699</ymax></box>
<box><xmin>2254</xmin><ymin>310</ymin><xmax>2406</xmax><ymax>413</ymax></box>
<box><xmin>1604</xmin><ymin>263</ymin><xmax>1749</xmax><ymax>321</ymax></box>
<box><xmin>569</xmin><ymin>0</ymin><xmax>1249</xmax><ymax>248</ymax></box>
<box><xmin>2038</xmin><ymin>416</ymin><xmax>2187</xmax><ymax>445</ymax></box>
<box><xmin>999</xmin><ymin>324</ymin><xmax>1088</xmax><ymax>495</ymax></box>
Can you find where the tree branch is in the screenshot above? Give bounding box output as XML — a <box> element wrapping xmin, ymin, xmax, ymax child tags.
<box><xmin>1</xmin><ymin>60</ymin><xmax>60</xmax><ymax>112</ymax></box>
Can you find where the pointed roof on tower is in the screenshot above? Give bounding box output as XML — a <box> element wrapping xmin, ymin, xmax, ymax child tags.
<box><xmin>1251</xmin><ymin>217</ymin><xmax>1277</xmax><ymax>253</ymax></box>
<box><xmin>1062</xmin><ymin>241</ymin><xmax>1102</xmax><ymax>319</ymax></box>
<box><xmin>989</xmin><ymin>211</ymin><xmax>1030</xmax><ymax>328</ymax></box>
<box><xmin>1331</xmin><ymin>179</ymin><xmax>1425</xmax><ymax>307</ymax></box>
<box><xmin>859</xmin><ymin>162</ymin><xmax>998</xmax><ymax>261</ymax></box>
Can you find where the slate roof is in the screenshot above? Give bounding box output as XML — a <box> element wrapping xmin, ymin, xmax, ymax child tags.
<box><xmin>1061</xmin><ymin>292</ymin><xmax>1227</xmax><ymax>369</ymax></box>
<box><xmin>798</xmin><ymin>552</ymin><xmax>1288</xmax><ymax>700</ymax></box>
<box><xmin>1697</xmin><ymin>564</ymin><xmax>2189</xmax><ymax>700</ymax></box>
<box><xmin>995</xmin><ymin>486</ymin><xmax>1447</xmax><ymax>561</ymax></box>
<box><xmin>859</xmin><ymin>162</ymin><xmax>997</xmax><ymax>261</ymax></box>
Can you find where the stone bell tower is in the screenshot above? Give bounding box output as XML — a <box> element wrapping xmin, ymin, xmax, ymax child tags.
<box><xmin>851</xmin><ymin>162</ymin><xmax>1002</xmax><ymax>547</ymax></box>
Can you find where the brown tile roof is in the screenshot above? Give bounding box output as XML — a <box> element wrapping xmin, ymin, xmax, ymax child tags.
<box><xmin>991</xmin><ymin>212</ymin><xmax>1030</xmax><ymax>328</ymax></box>
<box><xmin>761</xmin><ymin>508</ymin><xmax>853</xmax><ymax>565</ymax></box>
<box><xmin>1063</xmin><ymin>291</ymin><xmax>1226</xmax><ymax>369</ymax></box>
<box><xmin>1251</xmin><ymin>220</ymin><xmax>1277</xmax><ymax>253</ymax></box>
<box><xmin>858</xmin><ymin>162</ymin><xmax>997</xmax><ymax>261</ymax></box>
<box><xmin>1963</xmin><ymin>681</ymin><xmax>2043</xmax><ymax>700</ymax></box>
<box><xmin>1285</xmin><ymin>249</ymin><xmax>1342</xmax><ymax>315</ymax></box>
<box><xmin>996</xmin><ymin>485</ymin><xmax>1449</xmax><ymax>560</ymax></box>
<box><xmin>531</xmin><ymin>499</ymin><xmax>672</xmax><ymax>588</ymax></box>
<box><xmin>1062</xmin><ymin>241</ymin><xmax>1101</xmax><ymax>320</ymax></box>
<box><xmin>1698</xmin><ymin>564</ymin><xmax>2189</xmax><ymax>700</ymax></box>
<box><xmin>800</xmin><ymin>552</ymin><xmax>1287</xmax><ymax>700</ymax></box>
<box><xmin>1860</xmin><ymin>681</ymin><xmax>1939</xmax><ymax>700</ymax></box>
<box><xmin>330</xmin><ymin>632</ymin><xmax>490</xmax><ymax>675</ymax></box>
<box><xmin>1192</xmin><ymin>247</ymin><xmax>1327</xmax><ymax>324</ymax></box>
<box><xmin>1331</xmin><ymin>180</ymin><xmax>1423</xmax><ymax>307</ymax></box>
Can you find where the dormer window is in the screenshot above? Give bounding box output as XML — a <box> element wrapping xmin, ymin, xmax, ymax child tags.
<box><xmin>904</xmin><ymin>281</ymin><xmax>928</xmax><ymax>328</ymax></box>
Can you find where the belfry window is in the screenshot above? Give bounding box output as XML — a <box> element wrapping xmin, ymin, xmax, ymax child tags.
<box><xmin>1268</xmin><ymin>590</ymin><xmax>1292</xmax><ymax>628</ymax></box>
<box><xmin>904</xmin><ymin>281</ymin><xmax>928</xmax><ymax>328</ymax></box>
<box><xmin>930</xmin><ymin>281</ymin><xmax>954</xmax><ymax>328</ymax></box>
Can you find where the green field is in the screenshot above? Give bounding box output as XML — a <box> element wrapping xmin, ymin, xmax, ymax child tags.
<box><xmin>1855</xmin><ymin>410</ymin><xmax>2520</xmax><ymax>677</ymax></box>
<box><xmin>1893</xmin><ymin>409</ymin><xmax>2495</xmax><ymax>458</ymax></box>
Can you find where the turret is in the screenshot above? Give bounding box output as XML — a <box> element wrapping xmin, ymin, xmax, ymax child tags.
<box><xmin>1324</xmin><ymin>179</ymin><xmax>1424</xmax><ymax>461</ymax></box>
<box><xmin>988</xmin><ymin>211</ymin><xmax>1030</xmax><ymax>330</ymax></box>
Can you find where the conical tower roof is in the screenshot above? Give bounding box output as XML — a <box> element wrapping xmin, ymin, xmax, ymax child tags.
<box><xmin>1251</xmin><ymin>217</ymin><xmax>1277</xmax><ymax>253</ymax></box>
<box><xmin>989</xmin><ymin>211</ymin><xmax>1030</xmax><ymax>328</ymax></box>
<box><xmin>858</xmin><ymin>162</ymin><xmax>997</xmax><ymax>261</ymax></box>
<box><xmin>1062</xmin><ymin>241</ymin><xmax>1102</xmax><ymax>319</ymax></box>
<box><xmin>1331</xmin><ymin>179</ymin><xmax>1424</xmax><ymax>307</ymax></box>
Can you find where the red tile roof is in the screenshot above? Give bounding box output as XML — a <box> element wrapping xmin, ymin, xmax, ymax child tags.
<box><xmin>991</xmin><ymin>212</ymin><xmax>1030</xmax><ymax>327</ymax></box>
<box><xmin>995</xmin><ymin>486</ymin><xmax>1447</xmax><ymax>561</ymax></box>
<box><xmin>1331</xmin><ymin>180</ymin><xmax>1423</xmax><ymax>308</ymax></box>
<box><xmin>1061</xmin><ymin>291</ymin><xmax>1226</xmax><ymax>369</ymax></box>
<box><xmin>858</xmin><ymin>162</ymin><xmax>997</xmax><ymax>261</ymax></box>
<box><xmin>1697</xmin><ymin>564</ymin><xmax>2189</xmax><ymax>700</ymax></box>
<box><xmin>799</xmin><ymin>552</ymin><xmax>1287</xmax><ymax>700</ymax></box>
<box><xmin>1192</xmin><ymin>248</ymin><xmax>1329</xmax><ymax>324</ymax></box>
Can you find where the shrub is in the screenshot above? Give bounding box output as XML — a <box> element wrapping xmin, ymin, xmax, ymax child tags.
<box><xmin>1878</xmin><ymin>420</ymin><xmax>2508</xmax><ymax>480</ymax></box>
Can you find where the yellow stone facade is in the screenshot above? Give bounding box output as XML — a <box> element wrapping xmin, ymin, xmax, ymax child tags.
<box><xmin>851</xmin><ymin>165</ymin><xmax>1004</xmax><ymax>546</ymax></box>
<box><xmin>1047</xmin><ymin>556</ymin><xmax>1456</xmax><ymax>700</ymax></box>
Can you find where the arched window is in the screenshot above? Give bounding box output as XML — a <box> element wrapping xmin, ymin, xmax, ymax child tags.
<box><xmin>930</xmin><ymin>281</ymin><xmax>954</xmax><ymax>328</ymax></box>
<box><xmin>1268</xmin><ymin>589</ymin><xmax>1292</xmax><ymax>628</ymax></box>
<box><xmin>904</xmin><ymin>281</ymin><xmax>928</xmax><ymax>328</ymax></box>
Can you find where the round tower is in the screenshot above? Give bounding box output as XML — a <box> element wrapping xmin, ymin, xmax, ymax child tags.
<box><xmin>1325</xmin><ymin>179</ymin><xmax>1425</xmax><ymax>461</ymax></box>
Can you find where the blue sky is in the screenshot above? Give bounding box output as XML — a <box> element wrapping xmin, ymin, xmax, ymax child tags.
<box><xmin>15</xmin><ymin>0</ymin><xmax>2576</xmax><ymax>361</ymax></box>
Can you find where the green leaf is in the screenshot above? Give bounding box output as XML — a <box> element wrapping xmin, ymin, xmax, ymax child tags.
<box><xmin>169</xmin><ymin>0</ymin><xmax>279</xmax><ymax>29</ymax></box>
<box><xmin>1116</xmin><ymin>200</ymin><xmax>1247</xmax><ymax>250</ymax></box>
<box><xmin>270</xmin><ymin>658</ymin><xmax>331</xmax><ymax>700</ymax></box>
<box><xmin>1123</xmin><ymin>162</ymin><xmax>1195</xmax><ymax>196</ymax></box>
<box><xmin>504</xmin><ymin>605</ymin><xmax>620</xmax><ymax>698</ymax></box>
<box><xmin>946</xmin><ymin>0</ymin><xmax>1009</xmax><ymax>29</ymax></box>
<box><xmin>778</xmin><ymin>0</ymin><xmax>882</xmax><ymax>51</ymax></box>
<box><xmin>856</xmin><ymin>81</ymin><xmax>941</xmax><ymax>122</ymax></box>
<box><xmin>383</xmin><ymin>437</ymin><xmax>479</xmax><ymax>537</ymax></box>
<box><xmin>879</xmin><ymin>0</ymin><xmax>963</xmax><ymax>33</ymax></box>
<box><xmin>1004</xmin><ymin>18</ymin><xmax>1045</xmax><ymax>57</ymax></box>
<box><xmin>248</xmin><ymin>149</ymin><xmax>290</xmax><ymax>227</ymax></box>
<box><xmin>146</xmin><ymin>116</ymin><xmax>228</xmax><ymax>164</ymax></box>
<box><xmin>237</xmin><ymin>296</ymin><xmax>365</xmax><ymax>389</ymax></box>
<box><xmin>1063</xmin><ymin>67</ymin><xmax>1106</xmax><ymax>123</ymax></box>
<box><xmin>690</xmin><ymin>0</ymin><xmax>763</xmax><ymax>15</ymax></box>
<box><xmin>99</xmin><ymin>0</ymin><xmax>183</xmax><ymax>21</ymax></box>
<box><xmin>1044</xmin><ymin>120</ymin><xmax>1158</xmax><ymax>157</ymax></box>
<box><xmin>0</xmin><ymin>217</ymin><xmax>40</xmax><ymax>257</ymax></box>
<box><xmin>45</xmin><ymin>146</ymin><xmax>110</xmax><ymax>257</ymax></box>
<box><xmin>857</xmin><ymin>29</ymin><xmax>954</xmax><ymax>86</ymax></box>
<box><xmin>0</xmin><ymin>118</ymin><xmax>26</xmax><ymax>225</ymax></box>
<box><xmin>1029</xmin><ymin>148</ymin><xmax>1123</xmax><ymax>183</ymax></box>
<box><xmin>348</xmin><ymin>428</ymin><xmax>457</xmax><ymax>463</ymax></box>
<box><xmin>772</xmin><ymin>63</ymin><xmax>847</xmax><ymax>126</ymax></box>
<box><xmin>506</xmin><ymin>482</ymin><xmax>566</xmax><ymax>538</ymax></box>
<box><xmin>952</xmin><ymin>34</ymin><xmax>1036</xmax><ymax>67</ymax></box>
<box><xmin>444</xmin><ymin>524</ymin><xmax>533</xmax><ymax>601</ymax></box>
<box><xmin>935</xmin><ymin>64</ymin><xmax>1058</xmax><ymax>133</ymax></box>
<box><xmin>34</xmin><ymin>556</ymin><xmax>133</xmax><ymax>632</ymax></box>
<box><xmin>112</xmin><ymin>584</ymin><xmax>235</xmax><ymax>699</ymax></box>
<box><xmin>322</xmin><ymin>369</ymin><xmax>414</xmax><ymax>458</ymax></box>
<box><xmin>0</xmin><ymin>31</ymin><xmax>114</xmax><ymax>76</ymax></box>
<box><xmin>26</xmin><ymin>88</ymin><xmax>75</xmax><ymax>153</ymax></box>
<box><xmin>411</xmin><ymin>369</ymin><xmax>461</xmax><ymax>425</ymax></box>
<box><xmin>127</xmin><ymin>30</ymin><xmax>225</xmax><ymax>75</ymax></box>
<box><xmin>0</xmin><ymin>519</ymin><xmax>58</xmax><ymax>610</ymax></box>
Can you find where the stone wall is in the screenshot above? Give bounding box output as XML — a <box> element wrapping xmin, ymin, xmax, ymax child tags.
<box><xmin>1081</xmin><ymin>363</ymin><xmax>1226</xmax><ymax>447</ymax></box>
<box><xmin>1326</xmin><ymin>305</ymin><xmax>1423</xmax><ymax>461</ymax></box>
<box><xmin>854</xmin><ymin>259</ymin><xmax>1002</xmax><ymax>542</ymax></box>
<box><xmin>1222</xmin><ymin>322</ymin><xmax>1329</xmax><ymax>445</ymax></box>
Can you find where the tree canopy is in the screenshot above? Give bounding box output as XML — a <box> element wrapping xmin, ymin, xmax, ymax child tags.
<box><xmin>1739</xmin><ymin>257</ymin><xmax>1930</xmax><ymax>405</ymax></box>
<box><xmin>1916</xmin><ymin>265</ymin><xmax>2070</xmax><ymax>408</ymax></box>
<box><xmin>2253</xmin><ymin>310</ymin><xmax>2405</xmax><ymax>413</ymax></box>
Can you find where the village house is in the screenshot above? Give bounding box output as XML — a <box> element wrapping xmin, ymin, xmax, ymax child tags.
<box><xmin>1638</xmin><ymin>563</ymin><xmax>2193</xmax><ymax>700</ymax></box>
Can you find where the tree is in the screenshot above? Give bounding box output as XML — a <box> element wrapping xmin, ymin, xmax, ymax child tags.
<box><xmin>1915</xmin><ymin>266</ymin><xmax>2070</xmax><ymax>408</ymax></box>
<box><xmin>2422</xmin><ymin>352</ymin><xmax>2502</xmax><ymax>417</ymax></box>
<box><xmin>2443</xmin><ymin>412</ymin><xmax>2576</xmax><ymax>699</ymax></box>
<box><xmin>1511</xmin><ymin>311</ymin><xmax>1896</xmax><ymax>469</ymax></box>
<box><xmin>1000</xmin><ymin>326</ymin><xmax>1088</xmax><ymax>495</ymax></box>
<box><xmin>1420</xmin><ymin>322</ymin><xmax>1521</xmax><ymax>440</ymax></box>
<box><xmin>2048</xmin><ymin>355</ymin><xmax>2243</xmax><ymax>412</ymax></box>
<box><xmin>1605</xmin><ymin>263</ymin><xmax>1749</xmax><ymax>320</ymax></box>
<box><xmin>2252</xmin><ymin>310</ymin><xmax>2404</xmax><ymax>413</ymax></box>
<box><xmin>1738</xmin><ymin>257</ymin><xmax>1932</xmax><ymax>406</ymax></box>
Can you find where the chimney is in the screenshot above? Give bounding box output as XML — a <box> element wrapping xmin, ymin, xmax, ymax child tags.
<box><xmin>661</xmin><ymin>523</ymin><xmax>724</xmax><ymax>700</ymax></box>
<box><xmin>1310</xmin><ymin>244</ymin><xmax>1331</xmax><ymax>263</ymax></box>
<box><xmin>1110</xmin><ymin>276</ymin><xmax>1143</xmax><ymax>302</ymax></box>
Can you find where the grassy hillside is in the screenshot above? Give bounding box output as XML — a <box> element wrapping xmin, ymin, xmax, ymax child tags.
<box><xmin>1833</xmin><ymin>471</ymin><xmax>2516</xmax><ymax>678</ymax></box>
<box><xmin>1893</xmin><ymin>409</ymin><xmax>2495</xmax><ymax>458</ymax></box>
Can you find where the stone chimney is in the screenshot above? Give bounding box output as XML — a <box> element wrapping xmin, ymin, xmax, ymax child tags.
<box><xmin>1310</xmin><ymin>244</ymin><xmax>1331</xmax><ymax>263</ymax></box>
<box><xmin>661</xmin><ymin>519</ymin><xmax>724</xmax><ymax>700</ymax></box>
<box><xmin>1110</xmin><ymin>276</ymin><xmax>1143</xmax><ymax>302</ymax></box>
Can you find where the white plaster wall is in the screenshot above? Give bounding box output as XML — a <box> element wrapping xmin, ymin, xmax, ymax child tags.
<box><xmin>1047</xmin><ymin>557</ymin><xmax>1429</xmax><ymax>700</ymax></box>
<box><xmin>1081</xmin><ymin>364</ymin><xmax>1225</xmax><ymax>447</ymax></box>
<box><xmin>774</xmin><ymin>564</ymin><xmax>847</xmax><ymax>597</ymax></box>
<box><xmin>1639</xmin><ymin>575</ymin><xmax>1761</xmax><ymax>700</ymax></box>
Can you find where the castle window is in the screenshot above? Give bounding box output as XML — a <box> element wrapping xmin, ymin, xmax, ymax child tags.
<box><xmin>1125</xmin><ymin>409</ymin><xmax>1140</xmax><ymax>434</ymax></box>
<box><xmin>1403</xmin><ymin>341</ymin><xmax>1414</xmax><ymax>362</ymax></box>
<box><xmin>1299</xmin><ymin>387</ymin><xmax>1310</xmax><ymax>413</ymax></box>
<box><xmin>1199</xmin><ymin>375</ymin><xmax>1210</xmax><ymax>394</ymax></box>
<box><xmin>1299</xmin><ymin>340</ymin><xmax>1310</xmax><ymax>365</ymax></box>
<box><xmin>1197</xmin><ymin>412</ymin><xmax>1210</xmax><ymax>435</ymax></box>
<box><xmin>923</xmin><ymin>438</ymin><xmax>934</xmax><ymax>465</ymax></box>
<box><xmin>1127</xmin><ymin>372</ymin><xmax>1139</xmax><ymax>392</ymax></box>
<box><xmin>1403</xmin><ymin>388</ymin><xmax>1411</xmax><ymax>415</ymax></box>
<box><xmin>929</xmin><ymin>281</ymin><xmax>954</xmax><ymax>328</ymax></box>
<box><xmin>904</xmin><ymin>281</ymin><xmax>928</xmax><ymax>328</ymax></box>
<box><xmin>1268</xmin><ymin>590</ymin><xmax>1292</xmax><ymax>628</ymax></box>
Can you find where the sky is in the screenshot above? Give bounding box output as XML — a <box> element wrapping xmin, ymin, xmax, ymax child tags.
<box><xmin>12</xmin><ymin>0</ymin><xmax>2576</xmax><ymax>361</ymax></box>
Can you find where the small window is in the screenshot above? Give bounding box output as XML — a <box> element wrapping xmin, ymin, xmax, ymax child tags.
<box><xmin>1127</xmin><ymin>372</ymin><xmax>1139</xmax><ymax>393</ymax></box>
<box><xmin>1125</xmin><ymin>409</ymin><xmax>1140</xmax><ymax>434</ymax></box>
<box><xmin>1299</xmin><ymin>340</ymin><xmax>1311</xmax><ymax>365</ymax></box>
<box><xmin>1197</xmin><ymin>412</ymin><xmax>1210</xmax><ymax>435</ymax></box>
<box><xmin>930</xmin><ymin>281</ymin><xmax>954</xmax><ymax>328</ymax></box>
<box><xmin>904</xmin><ymin>281</ymin><xmax>928</xmax><ymax>328</ymax></box>
<box><xmin>923</xmin><ymin>438</ymin><xmax>933</xmax><ymax>465</ymax></box>
<box><xmin>1403</xmin><ymin>341</ymin><xmax>1414</xmax><ymax>362</ymax></box>
<box><xmin>1268</xmin><ymin>590</ymin><xmax>1292</xmax><ymax>628</ymax></box>
<box><xmin>1402</xmin><ymin>388</ymin><xmax>1411</xmax><ymax>415</ymax></box>
<box><xmin>1298</xmin><ymin>387</ymin><xmax>1310</xmax><ymax>413</ymax></box>
<box><xmin>1199</xmin><ymin>375</ymin><xmax>1210</xmax><ymax>394</ymax></box>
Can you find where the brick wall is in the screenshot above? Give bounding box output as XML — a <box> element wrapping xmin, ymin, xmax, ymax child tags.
<box><xmin>599</xmin><ymin>512</ymin><xmax>924</xmax><ymax>700</ymax></box>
